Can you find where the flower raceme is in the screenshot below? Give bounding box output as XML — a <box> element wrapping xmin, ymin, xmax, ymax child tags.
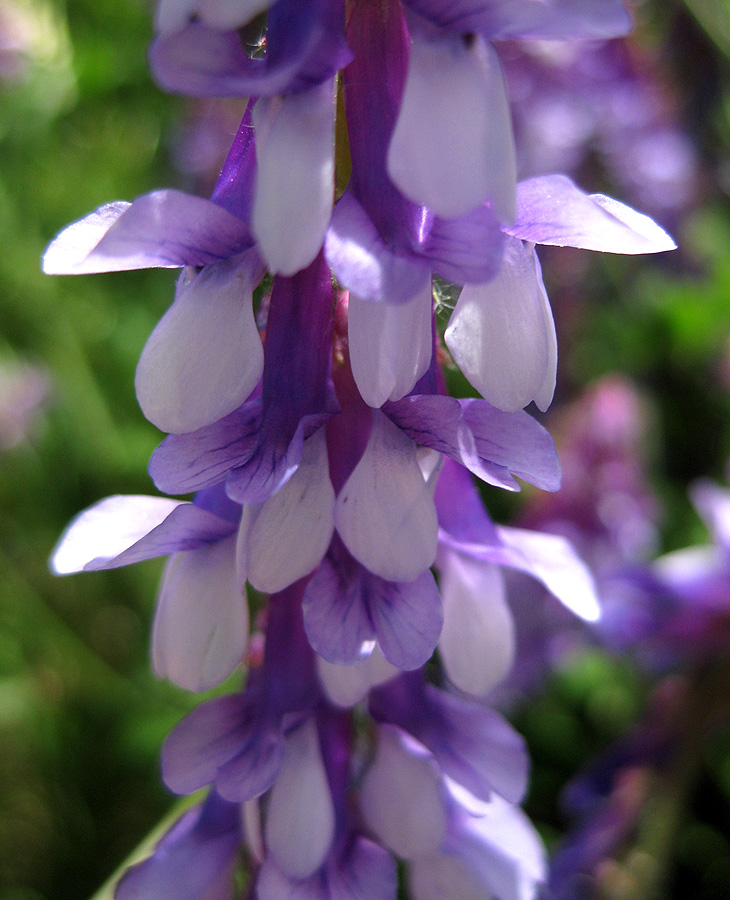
<box><xmin>44</xmin><ymin>1</ymin><xmax>678</xmax><ymax>899</ymax></box>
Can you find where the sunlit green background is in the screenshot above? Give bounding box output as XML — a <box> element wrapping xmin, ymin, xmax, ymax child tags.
<box><xmin>2</xmin><ymin>1</ymin><xmax>730</xmax><ymax>899</ymax></box>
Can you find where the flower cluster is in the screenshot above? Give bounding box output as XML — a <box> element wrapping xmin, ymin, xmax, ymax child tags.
<box><xmin>45</xmin><ymin>1</ymin><xmax>676</xmax><ymax>898</ymax></box>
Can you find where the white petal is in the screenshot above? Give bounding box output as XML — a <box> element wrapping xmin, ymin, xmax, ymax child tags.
<box><xmin>135</xmin><ymin>262</ymin><xmax>263</xmax><ymax>433</ymax></box>
<box><xmin>348</xmin><ymin>285</ymin><xmax>433</xmax><ymax>408</ymax></box>
<box><xmin>316</xmin><ymin>646</ymin><xmax>399</xmax><ymax>708</ymax></box>
<box><xmin>252</xmin><ymin>80</ymin><xmax>336</xmax><ymax>276</ymax></box>
<box><xmin>438</xmin><ymin>553</ymin><xmax>514</xmax><ymax>697</ymax></box>
<box><xmin>361</xmin><ymin>725</ymin><xmax>446</xmax><ymax>860</ymax></box>
<box><xmin>247</xmin><ymin>430</ymin><xmax>335</xmax><ymax>593</ymax></box>
<box><xmin>51</xmin><ymin>495</ymin><xmax>181</xmax><ymax>574</ymax></box>
<box><xmin>265</xmin><ymin>719</ymin><xmax>335</xmax><ymax>879</ymax></box>
<box><xmin>335</xmin><ymin>410</ymin><xmax>439</xmax><ymax>582</ymax></box>
<box><xmin>387</xmin><ymin>34</ymin><xmax>515</xmax><ymax>221</ymax></box>
<box><xmin>410</xmin><ymin>852</ymin><xmax>489</xmax><ymax>900</ymax></box>
<box><xmin>445</xmin><ymin>239</ymin><xmax>557</xmax><ymax>413</ymax></box>
<box><xmin>152</xmin><ymin>535</ymin><xmax>248</xmax><ymax>691</ymax></box>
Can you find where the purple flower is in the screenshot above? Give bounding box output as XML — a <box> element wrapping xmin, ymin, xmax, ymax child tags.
<box><xmin>433</xmin><ymin>458</ymin><xmax>599</xmax><ymax>697</ymax></box>
<box><xmin>43</xmin><ymin>118</ymin><xmax>264</xmax><ymax>434</ymax></box>
<box><xmin>161</xmin><ymin>580</ymin><xmax>318</xmax><ymax>802</ymax></box>
<box><xmin>360</xmin><ymin>724</ymin><xmax>547</xmax><ymax>900</ymax></box>
<box><xmin>114</xmin><ymin>792</ymin><xmax>242</xmax><ymax>900</ymax></box>
<box><xmin>51</xmin><ymin>485</ymin><xmax>248</xmax><ymax>691</ymax></box>
<box><xmin>149</xmin><ymin>252</ymin><xmax>339</xmax><ymax>505</ymax></box>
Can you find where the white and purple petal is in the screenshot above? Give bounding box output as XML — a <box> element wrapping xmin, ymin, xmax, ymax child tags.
<box><xmin>156</xmin><ymin>0</ymin><xmax>271</xmax><ymax>34</ymax></box>
<box><xmin>325</xmin><ymin>193</ymin><xmax>430</xmax><ymax>304</ymax></box>
<box><xmin>316</xmin><ymin>646</ymin><xmax>398</xmax><ymax>709</ymax></box>
<box><xmin>43</xmin><ymin>190</ymin><xmax>253</xmax><ymax>275</ymax></box>
<box><xmin>370</xmin><ymin>674</ymin><xmax>528</xmax><ymax>804</ymax></box>
<box><xmin>690</xmin><ymin>479</ymin><xmax>730</xmax><ymax>550</ymax></box>
<box><xmin>507</xmin><ymin>174</ymin><xmax>676</xmax><ymax>254</ymax></box>
<box><xmin>51</xmin><ymin>495</ymin><xmax>236</xmax><ymax>574</ymax></box>
<box><xmin>257</xmin><ymin>835</ymin><xmax>397</xmax><ymax>900</ymax></box>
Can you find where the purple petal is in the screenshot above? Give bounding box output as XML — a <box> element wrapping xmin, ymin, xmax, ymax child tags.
<box><xmin>425</xmin><ymin>204</ymin><xmax>505</xmax><ymax>285</ymax></box>
<box><xmin>368</xmin><ymin>569</ymin><xmax>443</xmax><ymax>670</ymax></box>
<box><xmin>214</xmin><ymin>726</ymin><xmax>286</xmax><ymax>802</ymax></box>
<box><xmin>463</xmin><ymin>399</ymin><xmax>561</xmax><ymax>492</ymax></box>
<box><xmin>325</xmin><ymin>193</ymin><xmax>430</xmax><ymax>304</ymax></box>
<box><xmin>421</xmin><ymin>686</ymin><xmax>528</xmax><ymax>803</ymax></box>
<box><xmin>51</xmin><ymin>496</ymin><xmax>236</xmax><ymax>574</ymax></box>
<box><xmin>385</xmin><ymin>395</ymin><xmax>561</xmax><ymax>492</ymax></box>
<box><xmin>371</xmin><ymin>675</ymin><xmax>528</xmax><ymax>803</ymax></box>
<box><xmin>225</xmin><ymin>414</ymin><xmax>331</xmax><ymax>505</ymax></box>
<box><xmin>507</xmin><ymin>174</ymin><xmax>676</xmax><ymax>254</ymax></box>
<box><xmin>162</xmin><ymin>694</ymin><xmax>260</xmax><ymax>795</ymax></box>
<box><xmin>227</xmin><ymin>256</ymin><xmax>338</xmax><ymax>502</ymax></box>
<box><xmin>43</xmin><ymin>190</ymin><xmax>252</xmax><ymax>275</ymax></box>
<box><xmin>342</xmin><ymin>0</ymin><xmax>422</xmax><ymax>246</ymax></box>
<box><xmin>150</xmin><ymin>1</ymin><xmax>351</xmax><ymax>98</ymax></box>
<box><xmin>403</xmin><ymin>0</ymin><xmax>631</xmax><ymax>40</ymax></box>
<box><xmin>162</xmin><ymin>691</ymin><xmax>285</xmax><ymax>802</ymax></box>
<box><xmin>149</xmin><ymin>400</ymin><xmax>263</xmax><ymax>496</ymax></box>
<box><xmin>115</xmin><ymin>793</ymin><xmax>240</xmax><ymax>900</ymax></box>
<box><xmin>302</xmin><ymin>549</ymin><xmax>376</xmax><ymax>666</ymax></box>
<box><xmin>210</xmin><ymin>102</ymin><xmax>257</xmax><ymax>221</ymax></box>
<box><xmin>257</xmin><ymin>836</ymin><xmax>397</xmax><ymax>900</ymax></box>
<box><xmin>433</xmin><ymin>459</ymin><xmax>499</xmax><ymax>546</ymax></box>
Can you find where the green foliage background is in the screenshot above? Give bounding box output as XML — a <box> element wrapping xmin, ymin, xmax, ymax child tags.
<box><xmin>2</xmin><ymin>1</ymin><xmax>730</xmax><ymax>899</ymax></box>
